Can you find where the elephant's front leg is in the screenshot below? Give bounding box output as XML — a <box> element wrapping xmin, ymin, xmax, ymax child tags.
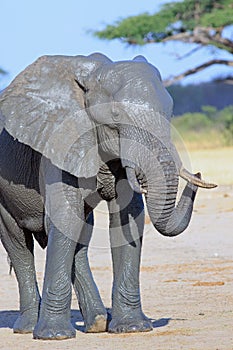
<box><xmin>107</xmin><ymin>182</ymin><xmax>153</xmax><ymax>333</ymax></box>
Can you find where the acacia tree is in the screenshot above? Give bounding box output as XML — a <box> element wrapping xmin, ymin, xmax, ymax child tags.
<box><xmin>93</xmin><ymin>0</ymin><xmax>233</xmax><ymax>85</ymax></box>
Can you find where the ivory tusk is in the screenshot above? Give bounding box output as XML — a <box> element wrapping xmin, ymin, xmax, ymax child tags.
<box><xmin>179</xmin><ymin>167</ymin><xmax>217</xmax><ymax>189</ymax></box>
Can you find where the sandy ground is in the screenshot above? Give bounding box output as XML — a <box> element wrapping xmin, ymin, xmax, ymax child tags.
<box><xmin>0</xmin><ymin>148</ymin><xmax>233</xmax><ymax>350</ymax></box>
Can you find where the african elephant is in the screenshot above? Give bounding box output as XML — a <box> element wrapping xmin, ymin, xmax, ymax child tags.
<box><xmin>0</xmin><ymin>53</ymin><xmax>216</xmax><ymax>340</ymax></box>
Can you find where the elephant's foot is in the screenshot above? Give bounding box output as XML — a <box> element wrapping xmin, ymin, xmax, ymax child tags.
<box><xmin>108</xmin><ymin>311</ymin><xmax>153</xmax><ymax>334</ymax></box>
<box><xmin>85</xmin><ymin>314</ymin><xmax>108</xmax><ymax>333</ymax></box>
<box><xmin>33</xmin><ymin>315</ymin><xmax>76</xmax><ymax>340</ymax></box>
<box><xmin>13</xmin><ymin>308</ymin><xmax>39</xmax><ymax>334</ymax></box>
<box><xmin>79</xmin><ymin>298</ymin><xmax>108</xmax><ymax>333</ymax></box>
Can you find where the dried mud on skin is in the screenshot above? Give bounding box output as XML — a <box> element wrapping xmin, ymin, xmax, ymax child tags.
<box><xmin>0</xmin><ymin>185</ymin><xmax>233</xmax><ymax>350</ymax></box>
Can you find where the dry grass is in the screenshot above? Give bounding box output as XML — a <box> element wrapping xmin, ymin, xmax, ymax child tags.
<box><xmin>186</xmin><ymin>147</ymin><xmax>233</xmax><ymax>185</ymax></box>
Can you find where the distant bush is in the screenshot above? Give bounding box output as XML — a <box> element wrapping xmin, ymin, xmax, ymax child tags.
<box><xmin>218</xmin><ymin>107</ymin><xmax>233</xmax><ymax>145</ymax></box>
<box><xmin>173</xmin><ymin>112</ymin><xmax>213</xmax><ymax>132</ymax></box>
<box><xmin>172</xmin><ymin>106</ymin><xmax>233</xmax><ymax>149</ymax></box>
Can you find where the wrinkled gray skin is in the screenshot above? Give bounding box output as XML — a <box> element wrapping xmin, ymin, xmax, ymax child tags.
<box><xmin>0</xmin><ymin>53</ymin><xmax>216</xmax><ymax>340</ymax></box>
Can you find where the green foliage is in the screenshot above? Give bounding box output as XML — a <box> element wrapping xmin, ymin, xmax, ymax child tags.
<box><xmin>172</xmin><ymin>111</ymin><xmax>213</xmax><ymax>132</ymax></box>
<box><xmin>94</xmin><ymin>12</ymin><xmax>173</xmax><ymax>45</ymax></box>
<box><xmin>94</xmin><ymin>0</ymin><xmax>233</xmax><ymax>45</ymax></box>
<box><xmin>172</xmin><ymin>105</ymin><xmax>233</xmax><ymax>148</ymax></box>
<box><xmin>95</xmin><ymin>13</ymin><xmax>158</xmax><ymax>45</ymax></box>
<box><xmin>162</xmin><ymin>0</ymin><xmax>233</xmax><ymax>30</ymax></box>
<box><xmin>218</xmin><ymin>106</ymin><xmax>233</xmax><ymax>144</ymax></box>
<box><xmin>201</xmin><ymin>105</ymin><xmax>218</xmax><ymax>120</ymax></box>
<box><xmin>200</xmin><ymin>1</ymin><xmax>233</xmax><ymax>27</ymax></box>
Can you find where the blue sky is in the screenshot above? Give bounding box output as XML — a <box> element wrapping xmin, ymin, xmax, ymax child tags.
<box><xmin>1</xmin><ymin>0</ymin><xmax>233</xmax><ymax>89</ymax></box>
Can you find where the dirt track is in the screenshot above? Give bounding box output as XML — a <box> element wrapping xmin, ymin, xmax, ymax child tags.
<box><xmin>0</xmin><ymin>153</ymin><xmax>233</xmax><ymax>349</ymax></box>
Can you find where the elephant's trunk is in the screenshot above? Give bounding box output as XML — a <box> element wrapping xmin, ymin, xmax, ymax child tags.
<box><xmin>144</xmin><ymin>165</ymin><xmax>198</xmax><ymax>237</ymax></box>
<box><xmin>120</xmin><ymin>127</ymin><xmax>217</xmax><ymax>237</ymax></box>
<box><xmin>126</xmin><ymin>159</ymin><xmax>198</xmax><ymax>237</ymax></box>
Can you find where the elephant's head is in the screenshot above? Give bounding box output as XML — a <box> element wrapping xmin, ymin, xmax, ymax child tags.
<box><xmin>0</xmin><ymin>53</ymin><xmax>216</xmax><ymax>237</ymax></box>
<box><xmin>76</xmin><ymin>54</ymin><xmax>217</xmax><ymax>237</ymax></box>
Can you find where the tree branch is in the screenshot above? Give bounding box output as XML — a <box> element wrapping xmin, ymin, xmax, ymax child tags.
<box><xmin>176</xmin><ymin>45</ymin><xmax>203</xmax><ymax>60</ymax></box>
<box><xmin>149</xmin><ymin>27</ymin><xmax>233</xmax><ymax>54</ymax></box>
<box><xmin>163</xmin><ymin>59</ymin><xmax>233</xmax><ymax>86</ymax></box>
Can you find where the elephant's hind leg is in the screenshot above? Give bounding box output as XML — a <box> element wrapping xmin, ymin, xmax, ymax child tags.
<box><xmin>0</xmin><ymin>204</ymin><xmax>40</xmax><ymax>333</ymax></box>
<box><xmin>72</xmin><ymin>213</ymin><xmax>108</xmax><ymax>333</ymax></box>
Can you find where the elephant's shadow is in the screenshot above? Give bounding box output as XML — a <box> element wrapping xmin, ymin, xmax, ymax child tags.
<box><xmin>0</xmin><ymin>309</ymin><xmax>171</xmax><ymax>332</ymax></box>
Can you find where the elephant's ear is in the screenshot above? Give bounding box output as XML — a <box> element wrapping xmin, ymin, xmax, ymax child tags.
<box><xmin>0</xmin><ymin>55</ymin><xmax>105</xmax><ymax>178</ymax></box>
